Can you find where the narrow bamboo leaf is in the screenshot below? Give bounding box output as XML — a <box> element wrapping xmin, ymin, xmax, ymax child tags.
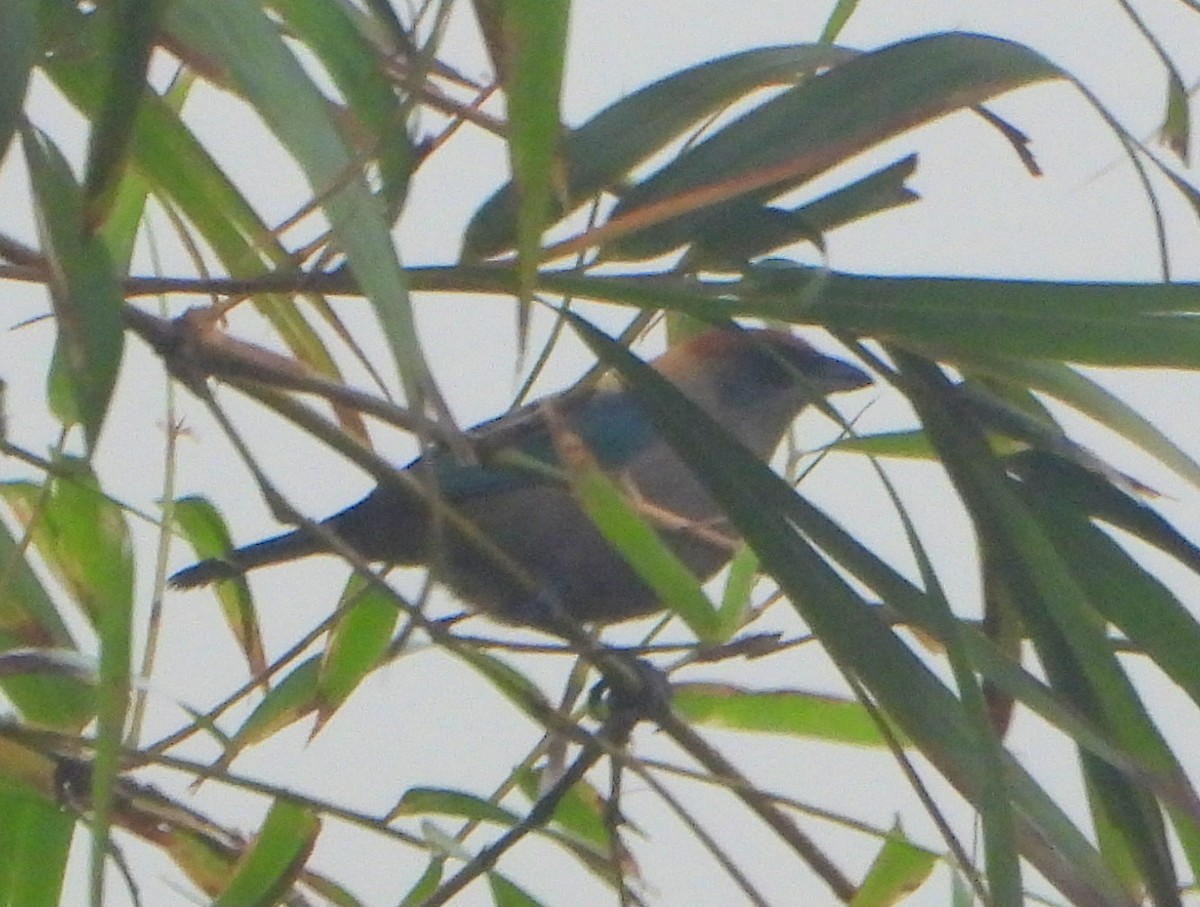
<box><xmin>673</xmin><ymin>683</ymin><xmax>890</xmax><ymax>745</ymax></box>
<box><xmin>516</xmin><ymin>767</ymin><xmax>611</xmax><ymax>850</ymax></box>
<box><xmin>21</xmin><ymin>127</ymin><xmax>125</xmax><ymax>451</ymax></box>
<box><xmin>315</xmin><ymin>575</ymin><xmax>399</xmax><ymax>724</ymax></box>
<box><xmin>737</xmin><ymin>265</ymin><xmax>1200</xmax><ymax>367</ymax></box>
<box><xmin>6</xmin><ymin>458</ymin><xmax>135</xmax><ymax>905</ymax></box>
<box><xmin>716</xmin><ymin>543</ymin><xmax>758</xmax><ymax>635</ymax></box>
<box><xmin>893</xmin><ymin>352</ymin><xmax>1185</xmax><ymax>901</ymax></box>
<box><xmin>166</xmin><ymin>0</ymin><xmax>433</xmax><ymax>407</ymax></box>
<box><xmin>569</xmin><ymin>314</ymin><xmax>1133</xmax><ymax>907</ymax></box>
<box><xmin>850</xmin><ymin>824</ymin><xmax>937</xmax><ymax>907</ymax></box>
<box><xmin>499</xmin><ymin>0</ymin><xmax>569</xmax><ymax>336</ymax></box>
<box><xmin>1082</xmin><ymin>754</ymin><xmax>1180</xmax><ymax>907</ymax></box>
<box><xmin>46</xmin><ymin>53</ymin><xmax>358</xmax><ymax>402</ymax></box>
<box><xmin>679</xmin><ymin>156</ymin><xmax>919</xmax><ymax>269</ymax></box>
<box><xmin>549</xmin><ymin>415</ymin><xmax>720</xmax><ymax>640</ymax></box>
<box><xmin>398</xmin><ymin>861</ymin><xmax>445</xmax><ymax>907</ymax></box>
<box><xmin>959</xmin><ymin>354</ymin><xmax>1200</xmax><ymax>491</ymax></box>
<box><xmin>173</xmin><ymin>496</ymin><xmax>266</xmax><ymax>677</ymax></box>
<box><xmin>395</xmin><ymin>787</ymin><xmax>520</xmax><ymax>826</ymax></box>
<box><xmin>396</xmin><ymin>785</ymin><xmax>614</xmax><ymax>883</ymax></box>
<box><xmin>0</xmin><ymin>487</ymin><xmax>77</xmax><ymax>647</ymax></box>
<box><xmin>82</xmin><ymin>0</ymin><xmax>167</xmax><ymax>225</ymax></box>
<box><xmin>426</xmin><ymin>265</ymin><xmax>1200</xmax><ymax>369</ymax></box>
<box><xmin>464</xmin><ymin>43</ymin><xmax>855</xmax><ymax>258</ymax></box>
<box><xmin>831</xmin><ymin>429</ymin><xmax>935</xmax><ymax>458</ymax></box>
<box><xmin>819</xmin><ymin>0</ymin><xmax>861</xmax><ymax>44</ymax></box>
<box><xmin>1015</xmin><ymin>459</ymin><xmax>1200</xmax><ymax>731</ymax></box>
<box><xmin>488</xmin><ymin>872</ymin><xmax>547</xmax><ymax>907</ymax></box>
<box><xmin>1008</xmin><ymin>452</ymin><xmax>1200</xmax><ymax>577</ymax></box>
<box><xmin>234</xmin><ymin>655</ymin><xmax>320</xmax><ymax>750</ymax></box>
<box><xmin>267</xmin><ymin>0</ymin><xmax>413</xmax><ymax>211</ymax></box>
<box><xmin>608</xmin><ymin>33</ymin><xmax>1062</xmax><ymax>258</ymax></box>
<box><xmin>0</xmin><ymin>634</ymin><xmax>93</xmax><ymax>731</ymax></box>
<box><xmin>0</xmin><ymin>0</ymin><xmax>35</xmax><ymax>164</ymax></box>
<box><xmin>1161</xmin><ymin>64</ymin><xmax>1189</xmax><ymax>161</ymax></box>
<box><xmin>0</xmin><ymin>789</ymin><xmax>73</xmax><ymax>907</ymax></box>
<box><xmin>444</xmin><ymin>644</ymin><xmax>553</xmax><ymax>726</ymax></box>
<box><xmin>211</xmin><ymin>801</ymin><xmax>320</xmax><ymax>907</ymax></box>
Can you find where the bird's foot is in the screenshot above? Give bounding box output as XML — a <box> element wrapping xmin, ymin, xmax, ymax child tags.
<box><xmin>590</xmin><ymin>654</ymin><xmax>673</xmax><ymax>727</ymax></box>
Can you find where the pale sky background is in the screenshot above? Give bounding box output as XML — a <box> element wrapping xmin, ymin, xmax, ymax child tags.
<box><xmin>6</xmin><ymin>2</ymin><xmax>1200</xmax><ymax>905</ymax></box>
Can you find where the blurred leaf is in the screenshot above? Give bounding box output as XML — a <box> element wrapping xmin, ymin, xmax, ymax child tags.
<box><xmin>497</xmin><ymin>0</ymin><xmax>569</xmax><ymax>340</ymax></box>
<box><xmin>267</xmin><ymin>0</ymin><xmax>413</xmax><ymax>213</ymax></box>
<box><xmin>570</xmin><ymin>313</ymin><xmax>1132</xmax><ymax>907</ymax></box>
<box><xmin>415</xmin><ymin>265</ymin><xmax>1200</xmax><ymax>369</ymax></box>
<box><xmin>606</xmin><ymin>33</ymin><xmax>1061</xmax><ymax>259</ymax></box>
<box><xmin>850</xmin><ymin>824</ymin><xmax>937</xmax><ymax>907</ymax></box>
<box><xmin>1159</xmin><ymin>56</ymin><xmax>1189</xmax><ymax>162</ymax></box>
<box><xmin>737</xmin><ymin>265</ymin><xmax>1200</xmax><ymax>367</ymax></box>
<box><xmin>173</xmin><ymin>496</ymin><xmax>265</xmax><ymax>677</ymax></box>
<box><xmin>955</xmin><ymin>353</ymin><xmax>1200</xmax><ymax>491</ymax></box>
<box><xmin>488</xmin><ymin>872</ymin><xmax>546</xmax><ymax>907</ymax></box>
<box><xmin>0</xmin><ymin>463</ymin><xmax>132</xmax><ymax>629</ymax></box>
<box><xmin>894</xmin><ymin>351</ymin><xmax>1188</xmax><ymax>904</ymax></box>
<box><xmin>211</xmin><ymin>800</ymin><xmax>320</xmax><ymax>907</ymax></box>
<box><xmin>819</xmin><ymin>0</ymin><xmax>861</xmax><ymax>44</ymax></box>
<box><xmin>464</xmin><ymin>43</ymin><xmax>855</xmax><ymax>258</ymax></box>
<box><xmin>42</xmin><ymin>40</ymin><xmax>361</xmax><ymax>423</ymax></box>
<box><xmin>679</xmin><ymin>154</ymin><xmax>919</xmax><ymax>269</ymax></box>
<box><xmin>397</xmin><ymin>786</ymin><xmax>615</xmax><ymax>883</ymax></box>
<box><xmin>166</xmin><ymin>0</ymin><xmax>433</xmax><ymax>409</ymax></box>
<box><xmin>21</xmin><ymin>126</ymin><xmax>125</xmax><ymax>451</ymax></box>
<box><xmin>716</xmin><ymin>543</ymin><xmax>758</xmax><ymax>635</ymax></box>
<box><xmin>395</xmin><ymin>787</ymin><xmax>520</xmax><ymax>825</ymax></box>
<box><xmin>82</xmin><ymin>0</ymin><xmax>167</xmax><ymax>226</ymax></box>
<box><xmin>551</xmin><ymin>415</ymin><xmax>720</xmax><ymax>640</ymax></box>
<box><xmin>0</xmin><ymin>788</ymin><xmax>73</xmax><ymax>907</ymax></box>
<box><xmin>398</xmin><ymin>861</ymin><xmax>445</xmax><ymax>907</ymax></box>
<box><xmin>231</xmin><ymin>655</ymin><xmax>319</xmax><ymax>752</ymax></box>
<box><xmin>315</xmin><ymin>574</ymin><xmax>400</xmax><ymax>728</ymax></box>
<box><xmin>0</xmin><ymin>0</ymin><xmax>35</xmax><ymax>165</ymax></box>
<box><xmin>674</xmin><ymin>683</ymin><xmax>892</xmax><ymax>745</ymax></box>
<box><xmin>516</xmin><ymin>767</ymin><xmax>611</xmax><ymax>851</ymax></box>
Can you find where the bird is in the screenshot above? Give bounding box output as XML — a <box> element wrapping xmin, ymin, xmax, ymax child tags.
<box><xmin>170</xmin><ymin>327</ymin><xmax>870</xmax><ymax>632</ymax></box>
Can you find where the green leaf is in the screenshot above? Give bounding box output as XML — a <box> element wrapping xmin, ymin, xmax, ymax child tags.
<box><xmin>893</xmin><ymin>351</ymin><xmax>1186</xmax><ymax>904</ymax></box>
<box><xmin>464</xmin><ymin>43</ymin><xmax>855</xmax><ymax>258</ymax></box>
<box><xmin>607</xmin><ymin>33</ymin><xmax>1062</xmax><ymax>259</ymax></box>
<box><xmin>0</xmin><ymin>0</ymin><xmax>35</xmax><ymax>165</ymax></box>
<box><xmin>233</xmin><ymin>655</ymin><xmax>320</xmax><ymax>749</ymax></box>
<box><xmin>0</xmin><ymin>788</ymin><xmax>74</xmax><ymax>907</ymax></box>
<box><xmin>498</xmin><ymin>0</ymin><xmax>569</xmax><ymax>338</ymax></box>
<box><xmin>211</xmin><ymin>801</ymin><xmax>320</xmax><ymax>907</ymax></box>
<box><xmin>395</xmin><ymin>787</ymin><xmax>520</xmax><ymax>826</ymax></box>
<box><xmin>173</xmin><ymin>496</ymin><xmax>265</xmax><ymax>677</ymax></box>
<box><xmin>82</xmin><ymin>0</ymin><xmax>167</xmax><ymax>225</ymax></box>
<box><xmin>673</xmin><ymin>683</ymin><xmax>892</xmax><ymax>744</ymax></box>
<box><xmin>316</xmin><ymin>574</ymin><xmax>400</xmax><ymax>723</ymax></box>
<box><xmin>266</xmin><ymin>0</ymin><xmax>412</xmax><ymax>212</ymax></box>
<box><xmin>850</xmin><ymin>825</ymin><xmax>937</xmax><ymax>907</ymax></box>
<box><xmin>569</xmin><ymin>313</ymin><xmax>1132</xmax><ymax>907</ymax></box>
<box><xmin>166</xmin><ymin>0</ymin><xmax>433</xmax><ymax>408</ymax></box>
<box><xmin>21</xmin><ymin>126</ymin><xmax>125</xmax><ymax>451</ymax></box>
<box><xmin>488</xmin><ymin>872</ymin><xmax>547</xmax><ymax>907</ymax></box>
<box><xmin>557</xmin><ymin>434</ymin><xmax>720</xmax><ymax>640</ymax></box>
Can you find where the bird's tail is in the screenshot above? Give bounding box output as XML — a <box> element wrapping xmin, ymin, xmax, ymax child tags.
<box><xmin>169</xmin><ymin>530</ymin><xmax>321</xmax><ymax>589</ymax></box>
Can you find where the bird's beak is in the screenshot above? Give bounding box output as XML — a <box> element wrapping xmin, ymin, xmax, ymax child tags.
<box><xmin>811</xmin><ymin>355</ymin><xmax>872</xmax><ymax>395</ymax></box>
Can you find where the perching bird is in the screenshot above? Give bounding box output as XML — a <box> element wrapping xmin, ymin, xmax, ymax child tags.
<box><xmin>170</xmin><ymin>327</ymin><xmax>869</xmax><ymax>631</ymax></box>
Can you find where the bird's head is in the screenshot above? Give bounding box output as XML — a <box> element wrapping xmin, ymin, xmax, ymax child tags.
<box><xmin>651</xmin><ymin>327</ymin><xmax>870</xmax><ymax>454</ymax></box>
